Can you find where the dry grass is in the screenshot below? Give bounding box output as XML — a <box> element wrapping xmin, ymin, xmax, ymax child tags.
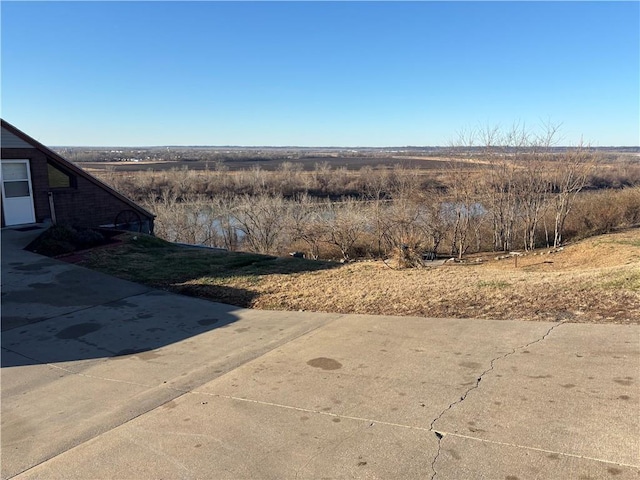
<box><xmin>82</xmin><ymin>229</ymin><xmax>640</xmax><ymax>324</ymax></box>
<box><xmin>183</xmin><ymin>229</ymin><xmax>640</xmax><ymax>324</ymax></box>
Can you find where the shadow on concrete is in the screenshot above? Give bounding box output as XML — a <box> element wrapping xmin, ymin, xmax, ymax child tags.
<box><xmin>1</xmin><ymin>228</ymin><xmax>334</xmax><ymax>368</ymax></box>
<box><xmin>1</xmin><ymin>286</ymin><xmax>251</xmax><ymax>368</ymax></box>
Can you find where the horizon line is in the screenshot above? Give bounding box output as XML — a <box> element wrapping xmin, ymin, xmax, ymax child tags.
<box><xmin>51</xmin><ymin>144</ymin><xmax>640</xmax><ymax>149</ymax></box>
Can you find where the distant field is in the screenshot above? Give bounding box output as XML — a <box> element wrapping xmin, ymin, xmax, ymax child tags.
<box><xmin>79</xmin><ymin>156</ymin><xmax>474</xmax><ymax>173</ymax></box>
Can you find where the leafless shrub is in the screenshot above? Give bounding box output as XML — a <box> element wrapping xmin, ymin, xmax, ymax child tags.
<box><xmin>234</xmin><ymin>193</ymin><xmax>287</xmax><ymax>254</ymax></box>
<box><xmin>549</xmin><ymin>144</ymin><xmax>597</xmax><ymax>247</ymax></box>
<box><xmin>144</xmin><ymin>192</ymin><xmax>209</xmax><ymax>245</ymax></box>
<box><xmin>379</xmin><ymin>197</ymin><xmax>428</xmax><ymax>267</ymax></box>
<box><xmin>284</xmin><ymin>193</ymin><xmax>326</xmax><ymax>260</ymax></box>
<box><xmin>321</xmin><ymin>198</ymin><xmax>369</xmax><ymax>261</ymax></box>
<box><xmin>564</xmin><ymin>186</ymin><xmax>640</xmax><ymax>239</ymax></box>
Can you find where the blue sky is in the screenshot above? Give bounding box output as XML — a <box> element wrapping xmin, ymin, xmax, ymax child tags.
<box><xmin>2</xmin><ymin>1</ymin><xmax>639</xmax><ymax>147</ymax></box>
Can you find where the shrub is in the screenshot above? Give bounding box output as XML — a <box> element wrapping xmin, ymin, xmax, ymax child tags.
<box><xmin>28</xmin><ymin>225</ymin><xmax>109</xmax><ymax>257</ymax></box>
<box><xmin>72</xmin><ymin>229</ymin><xmax>105</xmax><ymax>249</ymax></box>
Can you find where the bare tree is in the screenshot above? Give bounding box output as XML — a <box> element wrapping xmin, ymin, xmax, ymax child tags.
<box><xmin>468</xmin><ymin>123</ymin><xmax>558</xmax><ymax>252</ymax></box>
<box><xmin>377</xmin><ymin>166</ymin><xmax>425</xmax><ymax>263</ymax></box>
<box><xmin>312</xmin><ymin>161</ymin><xmax>333</xmax><ymax>194</ymax></box>
<box><xmin>321</xmin><ymin>198</ymin><xmax>368</xmax><ymax>261</ymax></box>
<box><xmin>276</xmin><ymin>161</ymin><xmax>305</xmax><ymax>196</ymax></box>
<box><xmin>444</xmin><ymin>160</ymin><xmax>482</xmax><ymax>259</ymax></box>
<box><xmin>421</xmin><ymin>189</ymin><xmax>448</xmax><ymax>256</ymax></box>
<box><xmin>234</xmin><ymin>193</ymin><xmax>286</xmax><ymax>254</ymax></box>
<box><xmin>484</xmin><ymin>126</ymin><xmax>527</xmax><ymax>252</ymax></box>
<box><xmin>285</xmin><ymin>194</ymin><xmax>326</xmax><ymax>260</ymax></box>
<box><xmin>210</xmin><ymin>194</ymin><xmax>241</xmax><ymax>251</ymax></box>
<box><xmin>550</xmin><ymin>143</ymin><xmax>596</xmax><ymax>247</ymax></box>
<box><xmin>517</xmin><ymin>125</ymin><xmax>558</xmax><ymax>251</ymax></box>
<box><xmin>145</xmin><ymin>192</ymin><xmax>211</xmax><ymax>245</ymax></box>
<box><xmin>362</xmin><ymin>166</ymin><xmax>391</xmax><ymax>257</ymax></box>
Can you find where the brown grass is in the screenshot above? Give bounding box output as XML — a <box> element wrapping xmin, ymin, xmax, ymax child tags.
<box><xmin>176</xmin><ymin>229</ymin><xmax>640</xmax><ymax>324</ymax></box>
<box><xmin>79</xmin><ymin>229</ymin><xmax>640</xmax><ymax>324</ymax></box>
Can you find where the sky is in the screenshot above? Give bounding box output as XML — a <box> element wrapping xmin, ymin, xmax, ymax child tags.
<box><xmin>1</xmin><ymin>1</ymin><xmax>639</xmax><ymax>147</ymax></box>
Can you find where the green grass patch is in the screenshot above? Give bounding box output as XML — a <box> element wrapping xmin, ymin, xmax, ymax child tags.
<box><xmin>599</xmin><ymin>270</ymin><xmax>640</xmax><ymax>291</ymax></box>
<box><xmin>129</xmin><ymin>234</ymin><xmax>173</xmax><ymax>249</ymax></box>
<box><xmin>601</xmin><ymin>235</ymin><xmax>640</xmax><ymax>248</ymax></box>
<box><xmin>82</xmin><ymin>233</ymin><xmax>337</xmax><ymax>289</ymax></box>
<box><xmin>611</xmin><ymin>239</ymin><xmax>640</xmax><ymax>248</ymax></box>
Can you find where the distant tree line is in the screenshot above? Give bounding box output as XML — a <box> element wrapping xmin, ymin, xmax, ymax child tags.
<box><xmin>93</xmin><ymin>126</ymin><xmax>640</xmax><ymax>264</ymax></box>
<box><xmin>54</xmin><ymin>146</ymin><xmax>447</xmax><ymax>164</ymax></box>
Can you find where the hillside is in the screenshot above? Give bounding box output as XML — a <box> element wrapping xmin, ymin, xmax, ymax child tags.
<box><xmin>79</xmin><ymin>228</ymin><xmax>640</xmax><ymax>325</ymax></box>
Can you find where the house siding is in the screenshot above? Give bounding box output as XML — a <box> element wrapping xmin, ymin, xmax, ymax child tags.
<box><xmin>1</xmin><ymin>127</ymin><xmax>32</xmax><ymax>148</ymax></box>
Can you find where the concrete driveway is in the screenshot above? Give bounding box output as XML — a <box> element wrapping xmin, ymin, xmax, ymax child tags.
<box><xmin>2</xmin><ymin>227</ymin><xmax>638</xmax><ymax>479</ymax></box>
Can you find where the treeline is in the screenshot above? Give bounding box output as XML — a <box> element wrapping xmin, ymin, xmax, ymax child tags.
<box><xmin>94</xmin><ymin>128</ymin><xmax>640</xmax><ymax>264</ymax></box>
<box><xmin>135</xmin><ymin>185</ymin><xmax>639</xmax><ymax>265</ymax></box>
<box><xmin>56</xmin><ymin>146</ymin><xmax>441</xmax><ymax>164</ymax></box>
<box><xmin>100</xmin><ymin>162</ymin><xmax>447</xmax><ymax>201</ymax></box>
<box><xmin>100</xmin><ymin>157</ymin><xmax>639</xmax><ymax>203</ymax></box>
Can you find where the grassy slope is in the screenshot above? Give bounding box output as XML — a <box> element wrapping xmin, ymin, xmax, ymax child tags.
<box><xmin>80</xmin><ymin>229</ymin><xmax>640</xmax><ymax>324</ymax></box>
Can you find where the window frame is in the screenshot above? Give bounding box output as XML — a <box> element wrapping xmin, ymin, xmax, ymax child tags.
<box><xmin>47</xmin><ymin>160</ymin><xmax>76</xmax><ymax>189</ymax></box>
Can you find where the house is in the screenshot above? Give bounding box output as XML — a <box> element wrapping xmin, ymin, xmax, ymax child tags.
<box><xmin>1</xmin><ymin>119</ymin><xmax>154</xmax><ymax>234</ymax></box>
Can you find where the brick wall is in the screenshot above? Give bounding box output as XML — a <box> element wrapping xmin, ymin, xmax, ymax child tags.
<box><xmin>50</xmin><ymin>174</ymin><xmax>141</xmax><ymax>228</ymax></box>
<box><xmin>2</xmin><ymin>148</ymin><xmax>152</xmax><ymax>231</ymax></box>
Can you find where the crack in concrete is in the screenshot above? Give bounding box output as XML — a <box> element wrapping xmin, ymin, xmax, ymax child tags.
<box><xmin>7</xmin><ymin>319</ymin><xmax>574</xmax><ymax>480</ymax></box>
<box><xmin>429</xmin><ymin>431</ymin><xmax>444</xmax><ymax>479</ymax></box>
<box><xmin>427</xmin><ymin>321</ymin><xmax>565</xmax><ymax>479</ymax></box>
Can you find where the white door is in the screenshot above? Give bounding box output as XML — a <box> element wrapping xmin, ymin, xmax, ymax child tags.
<box><xmin>1</xmin><ymin>160</ymin><xmax>36</xmax><ymax>226</ymax></box>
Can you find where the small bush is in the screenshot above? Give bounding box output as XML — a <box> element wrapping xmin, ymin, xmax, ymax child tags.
<box><xmin>28</xmin><ymin>225</ymin><xmax>111</xmax><ymax>257</ymax></box>
<box><xmin>72</xmin><ymin>229</ymin><xmax>105</xmax><ymax>249</ymax></box>
<box><xmin>46</xmin><ymin>225</ymin><xmax>76</xmax><ymax>243</ymax></box>
<box><xmin>33</xmin><ymin>237</ymin><xmax>76</xmax><ymax>256</ymax></box>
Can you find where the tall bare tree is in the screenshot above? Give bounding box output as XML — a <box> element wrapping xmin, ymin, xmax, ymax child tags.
<box><xmin>550</xmin><ymin>143</ymin><xmax>596</xmax><ymax>247</ymax></box>
<box><xmin>517</xmin><ymin>125</ymin><xmax>558</xmax><ymax>251</ymax></box>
